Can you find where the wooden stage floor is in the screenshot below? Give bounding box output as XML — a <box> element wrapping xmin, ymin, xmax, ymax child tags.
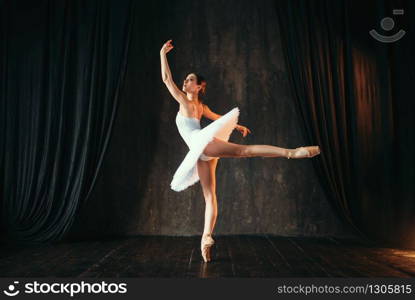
<box><xmin>1</xmin><ymin>235</ymin><xmax>414</xmax><ymax>278</ymax></box>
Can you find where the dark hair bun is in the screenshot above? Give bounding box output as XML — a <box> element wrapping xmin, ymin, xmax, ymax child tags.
<box><xmin>200</xmin><ymin>81</ymin><xmax>207</xmax><ymax>95</ymax></box>
<box><xmin>194</xmin><ymin>73</ymin><xmax>207</xmax><ymax>95</ymax></box>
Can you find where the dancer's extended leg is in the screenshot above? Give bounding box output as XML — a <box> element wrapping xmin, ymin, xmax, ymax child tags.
<box><xmin>203</xmin><ymin>137</ymin><xmax>320</xmax><ymax>159</ymax></box>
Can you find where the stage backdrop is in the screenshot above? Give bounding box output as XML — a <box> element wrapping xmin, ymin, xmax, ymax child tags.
<box><xmin>3</xmin><ymin>0</ymin><xmax>412</xmax><ymax>245</ymax></box>
<box><xmin>276</xmin><ymin>0</ymin><xmax>414</xmax><ymax>247</ymax></box>
<box><xmin>66</xmin><ymin>0</ymin><xmax>352</xmax><ymax>240</ymax></box>
<box><xmin>0</xmin><ymin>0</ymin><xmax>134</xmax><ymax>243</ymax></box>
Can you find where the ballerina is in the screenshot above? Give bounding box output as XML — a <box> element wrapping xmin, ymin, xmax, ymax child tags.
<box><xmin>160</xmin><ymin>39</ymin><xmax>320</xmax><ymax>263</ymax></box>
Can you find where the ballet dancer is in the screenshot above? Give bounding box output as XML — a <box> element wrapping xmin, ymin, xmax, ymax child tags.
<box><xmin>160</xmin><ymin>39</ymin><xmax>320</xmax><ymax>263</ymax></box>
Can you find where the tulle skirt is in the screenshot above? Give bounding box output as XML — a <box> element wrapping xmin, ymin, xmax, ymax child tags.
<box><xmin>170</xmin><ymin>107</ymin><xmax>240</xmax><ymax>192</ymax></box>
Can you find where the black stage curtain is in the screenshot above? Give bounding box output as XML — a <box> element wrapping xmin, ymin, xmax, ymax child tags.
<box><xmin>0</xmin><ymin>0</ymin><xmax>133</xmax><ymax>244</ymax></box>
<box><xmin>275</xmin><ymin>0</ymin><xmax>415</xmax><ymax>246</ymax></box>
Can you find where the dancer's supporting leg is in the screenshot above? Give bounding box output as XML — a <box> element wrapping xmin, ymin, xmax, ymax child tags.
<box><xmin>197</xmin><ymin>157</ymin><xmax>219</xmax><ymax>262</ymax></box>
<box><xmin>197</xmin><ymin>158</ymin><xmax>218</xmax><ymax>235</ymax></box>
<box><xmin>203</xmin><ymin>137</ymin><xmax>320</xmax><ymax>159</ymax></box>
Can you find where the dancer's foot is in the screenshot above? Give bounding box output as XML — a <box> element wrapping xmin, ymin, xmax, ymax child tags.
<box><xmin>201</xmin><ymin>233</ymin><xmax>215</xmax><ymax>263</ymax></box>
<box><xmin>287</xmin><ymin>146</ymin><xmax>320</xmax><ymax>159</ymax></box>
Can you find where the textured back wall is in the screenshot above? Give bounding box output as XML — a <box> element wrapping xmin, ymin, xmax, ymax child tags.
<box><xmin>67</xmin><ymin>0</ymin><xmax>355</xmax><ymax>239</ymax></box>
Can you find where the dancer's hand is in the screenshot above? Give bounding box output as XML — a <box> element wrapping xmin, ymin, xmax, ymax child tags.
<box><xmin>236</xmin><ymin>125</ymin><xmax>251</xmax><ymax>137</ymax></box>
<box><xmin>160</xmin><ymin>39</ymin><xmax>174</xmax><ymax>55</ymax></box>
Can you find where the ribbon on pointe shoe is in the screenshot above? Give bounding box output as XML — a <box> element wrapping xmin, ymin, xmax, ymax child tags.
<box><xmin>201</xmin><ymin>234</ymin><xmax>215</xmax><ymax>246</ymax></box>
<box><xmin>296</xmin><ymin>147</ymin><xmax>311</xmax><ymax>158</ymax></box>
<box><xmin>201</xmin><ymin>234</ymin><xmax>215</xmax><ymax>262</ymax></box>
<box><xmin>287</xmin><ymin>147</ymin><xmax>311</xmax><ymax>159</ymax></box>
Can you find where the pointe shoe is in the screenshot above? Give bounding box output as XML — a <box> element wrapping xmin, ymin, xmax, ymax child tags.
<box><xmin>201</xmin><ymin>234</ymin><xmax>215</xmax><ymax>263</ymax></box>
<box><xmin>287</xmin><ymin>146</ymin><xmax>320</xmax><ymax>159</ymax></box>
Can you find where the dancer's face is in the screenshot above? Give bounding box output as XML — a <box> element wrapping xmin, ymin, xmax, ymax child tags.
<box><xmin>182</xmin><ymin>73</ymin><xmax>201</xmax><ymax>94</ymax></box>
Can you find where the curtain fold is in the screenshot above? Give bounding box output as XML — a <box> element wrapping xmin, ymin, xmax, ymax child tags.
<box><xmin>0</xmin><ymin>0</ymin><xmax>134</xmax><ymax>244</ymax></box>
<box><xmin>275</xmin><ymin>0</ymin><xmax>415</xmax><ymax>245</ymax></box>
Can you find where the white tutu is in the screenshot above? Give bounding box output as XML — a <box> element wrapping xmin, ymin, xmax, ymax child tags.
<box><xmin>171</xmin><ymin>107</ymin><xmax>240</xmax><ymax>192</ymax></box>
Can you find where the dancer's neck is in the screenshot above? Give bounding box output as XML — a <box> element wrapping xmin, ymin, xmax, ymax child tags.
<box><xmin>186</xmin><ymin>92</ymin><xmax>200</xmax><ymax>103</ymax></box>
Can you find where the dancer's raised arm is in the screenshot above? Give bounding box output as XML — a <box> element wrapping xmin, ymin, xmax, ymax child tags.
<box><xmin>160</xmin><ymin>40</ymin><xmax>188</xmax><ymax>105</ymax></box>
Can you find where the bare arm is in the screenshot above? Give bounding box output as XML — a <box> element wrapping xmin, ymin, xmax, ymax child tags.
<box><xmin>160</xmin><ymin>40</ymin><xmax>188</xmax><ymax>105</ymax></box>
<box><xmin>160</xmin><ymin>40</ymin><xmax>173</xmax><ymax>82</ymax></box>
<box><xmin>203</xmin><ymin>104</ymin><xmax>252</xmax><ymax>137</ymax></box>
<box><xmin>202</xmin><ymin>104</ymin><xmax>223</xmax><ymax>121</ymax></box>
